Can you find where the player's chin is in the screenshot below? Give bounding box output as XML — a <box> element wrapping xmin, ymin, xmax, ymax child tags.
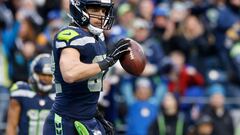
<box><xmin>95</xmin><ymin>24</ymin><xmax>102</xmax><ymax>29</ymax></box>
<box><xmin>92</xmin><ymin>22</ymin><xmax>102</xmax><ymax>28</ymax></box>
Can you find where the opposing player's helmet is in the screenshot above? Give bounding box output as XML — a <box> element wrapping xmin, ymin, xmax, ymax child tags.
<box><xmin>30</xmin><ymin>54</ymin><xmax>52</xmax><ymax>93</ymax></box>
<box><xmin>70</xmin><ymin>0</ymin><xmax>115</xmax><ymax>35</ymax></box>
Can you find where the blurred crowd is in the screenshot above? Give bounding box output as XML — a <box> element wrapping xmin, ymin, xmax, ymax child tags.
<box><xmin>0</xmin><ymin>0</ymin><xmax>240</xmax><ymax>135</ymax></box>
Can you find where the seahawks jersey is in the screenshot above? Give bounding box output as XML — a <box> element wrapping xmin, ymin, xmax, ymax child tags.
<box><xmin>10</xmin><ymin>81</ymin><xmax>55</xmax><ymax>135</ymax></box>
<box><xmin>51</xmin><ymin>26</ymin><xmax>107</xmax><ymax>120</ymax></box>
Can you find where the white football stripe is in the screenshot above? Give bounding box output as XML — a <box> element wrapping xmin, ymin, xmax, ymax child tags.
<box><xmin>70</xmin><ymin>37</ymin><xmax>95</xmax><ymax>46</ymax></box>
<box><xmin>11</xmin><ymin>90</ymin><xmax>36</xmax><ymax>98</ymax></box>
<box><xmin>56</xmin><ymin>41</ymin><xmax>67</xmax><ymax>49</ymax></box>
<box><xmin>101</xmin><ymin>0</ymin><xmax>111</xmax><ymax>3</ymax></box>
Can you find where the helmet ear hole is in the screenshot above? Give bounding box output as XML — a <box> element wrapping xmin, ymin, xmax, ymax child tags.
<box><xmin>82</xmin><ymin>16</ymin><xmax>87</xmax><ymax>22</ymax></box>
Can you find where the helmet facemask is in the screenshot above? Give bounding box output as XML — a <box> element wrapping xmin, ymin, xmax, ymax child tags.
<box><xmin>32</xmin><ymin>73</ymin><xmax>53</xmax><ymax>93</ymax></box>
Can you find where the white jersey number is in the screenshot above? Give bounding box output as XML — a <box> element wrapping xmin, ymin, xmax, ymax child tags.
<box><xmin>27</xmin><ymin>109</ymin><xmax>50</xmax><ymax>135</ymax></box>
<box><xmin>88</xmin><ymin>55</ymin><xmax>106</xmax><ymax>92</ymax></box>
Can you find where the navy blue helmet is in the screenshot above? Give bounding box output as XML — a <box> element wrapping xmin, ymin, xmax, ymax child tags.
<box><xmin>69</xmin><ymin>0</ymin><xmax>115</xmax><ymax>35</ymax></box>
<box><xmin>30</xmin><ymin>53</ymin><xmax>52</xmax><ymax>93</ymax></box>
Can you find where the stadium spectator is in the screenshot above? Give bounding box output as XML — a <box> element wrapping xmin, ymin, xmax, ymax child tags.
<box><xmin>202</xmin><ymin>83</ymin><xmax>234</xmax><ymax>135</ymax></box>
<box><xmin>121</xmin><ymin>77</ymin><xmax>166</xmax><ymax>135</ymax></box>
<box><xmin>137</xmin><ymin>0</ymin><xmax>154</xmax><ymax>21</ymax></box>
<box><xmin>0</xmin><ymin>0</ymin><xmax>239</xmax><ymax>134</ymax></box>
<box><xmin>167</xmin><ymin>50</ymin><xmax>205</xmax><ymax>96</ymax></box>
<box><xmin>132</xmin><ymin>18</ymin><xmax>164</xmax><ymax>80</ymax></box>
<box><xmin>148</xmin><ymin>92</ymin><xmax>188</xmax><ymax>135</ymax></box>
<box><xmin>193</xmin><ymin>115</ymin><xmax>214</xmax><ymax>135</ymax></box>
<box><xmin>151</xmin><ymin>5</ymin><xmax>175</xmax><ymax>54</ymax></box>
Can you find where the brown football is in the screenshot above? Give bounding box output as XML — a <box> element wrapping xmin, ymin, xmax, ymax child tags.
<box><xmin>120</xmin><ymin>38</ymin><xmax>146</xmax><ymax>76</ymax></box>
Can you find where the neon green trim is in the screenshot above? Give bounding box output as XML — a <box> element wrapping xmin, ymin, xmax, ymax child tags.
<box><xmin>176</xmin><ymin>113</ymin><xmax>184</xmax><ymax>135</ymax></box>
<box><xmin>10</xmin><ymin>83</ymin><xmax>18</xmax><ymax>92</ymax></box>
<box><xmin>74</xmin><ymin>121</ymin><xmax>89</xmax><ymax>135</ymax></box>
<box><xmin>57</xmin><ymin>29</ymin><xmax>79</xmax><ymax>42</ymax></box>
<box><xmin>157</xmin><ymin>115</ymin><xmax>165</xmax><ymax>135</ymax></box>
<box><xmin>157</xmin><ymin>113</ymin><xmax>184</xmax><ymax>135</ymax></box>
<box><xmin>54</xmin><ymin>113</ymin><xmax>63</xmax><ymax>135</ymax></box>
<box><xmin>236</xmin><ymin>125</ymin><xmax>240</xmax><ymax>135</ymax></box>
<box><xmin>37</xmin><ymin>110</ymin><xmax>40</xmax><ymax>135</ymax></box>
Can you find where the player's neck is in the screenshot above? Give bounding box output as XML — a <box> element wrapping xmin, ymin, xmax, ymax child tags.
<box><xmin>37</xmin><ymin>91</ymin><xmax>48</xmax><ymax>96</ymax></box>
<box><xmin>70</xmin><ymin>22</ymin><xmax>89</xmax><ymax>32</ymax></box>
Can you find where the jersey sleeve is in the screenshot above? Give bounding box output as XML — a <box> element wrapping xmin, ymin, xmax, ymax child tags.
<box><xmin>10</xmin><ymin>81</ymin><xmax>35</xmax><ymax>103</ymax></box>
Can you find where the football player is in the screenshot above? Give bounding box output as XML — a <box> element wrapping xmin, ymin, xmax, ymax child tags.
<box><xmin>6</xmin><ymin>53</ymin><xmax>55</xmax><ymax>135</ymax></box>
<box><xmin>43</xmin><ymin>0</ymin><xmax>130</xmax><ymax>134</ymax></box>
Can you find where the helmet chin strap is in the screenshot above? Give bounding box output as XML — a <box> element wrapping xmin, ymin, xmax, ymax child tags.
<box><xmin>33</xmin><ymin>73</ymin><xmax>52</xmax><ymax>93</ymax></box>
<box><xmin>37</xmin><ymin>83</ymin><xmax>52</xmax><ymax>92</ymax></box>
<box><xmin>87</xmin><ymin>24</ymin><xmax>103</xmax><ymax>35</ymax></box>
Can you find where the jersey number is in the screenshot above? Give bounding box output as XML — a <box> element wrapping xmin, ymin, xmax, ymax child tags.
<box><xmin>27</xmin><ymin>109</ymin><xmax>50</xmax><ymax>135</ymax></box>
<box><xmin>88</xmin><ymin>55</ymin><xmax>106</xmax><ymax>92</ymax></box>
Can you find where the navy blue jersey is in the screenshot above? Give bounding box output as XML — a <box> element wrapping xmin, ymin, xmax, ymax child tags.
<box><xmin>51</xmin><ymin>26</ymin><xmax>107</xmax><ymax>120</ymax></box>
<box><xmin>10</xmin><ymin>81</ymin><xmax>55</xmax><ymax>135</ymax></box>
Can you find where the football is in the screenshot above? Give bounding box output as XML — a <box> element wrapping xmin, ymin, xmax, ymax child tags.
<box><xmin>120</xmin><ymin>38</ymin><xmax>146</xmax><ymax>76</ymax></box>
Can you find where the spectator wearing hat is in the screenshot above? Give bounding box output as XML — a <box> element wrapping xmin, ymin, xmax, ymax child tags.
<box><xmin>151</xmin><ymin>5</ymin><xmax>176</xmax><ymax>54</ymax></box>
<box><xmin>106</xmin><ymin>3</ymin><xmax>135</xmax><ymax>47</ymax></box>
<box><xmin>193</xmin><ymin>115</ymin><xmax>214</xmax><ymax>135</ymax></box>
<box><xmin>202</xmin><ymin>83</ymin><xmax>234</xmax><ymax>135</ymax></box>
<box><xmin>116</xmin><ymin>3</ymin><xmax>135</xmax><ymax>37</ymax></box>
<box><xmin>132</xmin><ymin>18</ymin><xmax>164</xmax><ymax>78</ymax></box>
<box><xmin>121</xmin><ymin>77</ymin><xmax>166</xmax><ymax>135</ymax></box>
<box><xmin>152</xmin><ymin>6</ymin><xmax>170</xmax><ymax>40</ymax></box>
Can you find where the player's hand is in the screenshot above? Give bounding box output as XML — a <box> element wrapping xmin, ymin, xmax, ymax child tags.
<box><xmin>107</xmin><ymin>38</ymin><xmax>130</xmax><ymax>60</ymax></box>
<box><xmin>95</xmin><ymin>109</ymin><xmax>115</xmax><ymax>135</ymax></box>
<box><xmin>98</xmin><ymin>39</ymin><xmax>130</xmax><ymax>70</ymax></box>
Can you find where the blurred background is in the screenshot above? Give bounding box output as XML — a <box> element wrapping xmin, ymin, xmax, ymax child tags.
<box><xmin>0</xmin><ymin>0</ymin><xmax>240</xmax><ymax>135</ymax></box>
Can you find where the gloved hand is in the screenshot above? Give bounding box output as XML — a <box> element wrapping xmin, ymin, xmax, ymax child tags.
<box><xmin>95</xmin><ymin>109</ymin><xmax>115</xmax><ymax>135</ymax></box>
<box><xmin>98</xmin><ymin>39</ymin><xmax>130</xmax><ymax>70</ymax></box>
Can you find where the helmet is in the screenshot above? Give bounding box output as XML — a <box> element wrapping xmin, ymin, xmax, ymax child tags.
<box><xmin>70</xmin><ymin>0</ymin><xmax>115</xmax><ymax>35</ymax></box>
<box><xmin>30</xmin><ymin>53</ymin><xmax>52</xmax><ymax>93</ymax></box>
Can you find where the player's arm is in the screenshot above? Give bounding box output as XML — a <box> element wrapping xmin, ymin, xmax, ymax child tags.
<box><xmin>60</xmin><ymin>39</ymin><xmax>130</xmax><ymax>83</ymax></box>
<box><xmin>60</xmin><ymin>47</ymin><xmax>102</xmax><ymax>83</ymax></box>
<box><xmin>6</xmin><ymin>99</ymin><xmax>21</xmax><ymax>135</ymax></box>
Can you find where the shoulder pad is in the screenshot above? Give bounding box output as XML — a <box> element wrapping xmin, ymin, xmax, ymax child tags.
<box><xmin>10</xmin><ymin>81</ymin><xmax>36</xmax><ymax>98</ymax></box>
<box><xmin>49</xmin><ymin>93</ymin><xmax>56</xmax><ymax>101</ymax></box>
<box><xmin>57</xmin><ymin>28</ymin><xmax>80</xmax><ymax>43</ymax></box>
<box><xmin>10</xmin><ymin>81</ymin><xmax>31</xmax><ymax>92</ymax></box>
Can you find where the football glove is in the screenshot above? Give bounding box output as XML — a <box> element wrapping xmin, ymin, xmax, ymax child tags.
<box><xmin>98</xmin><ymin>39</ymin><xmax>130</xmax><ymax>71</ymax></box>
<box><xmin>95</xmin><ymin>109</ymin><xmax>115</xmax><ymax>135</ymax></box>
